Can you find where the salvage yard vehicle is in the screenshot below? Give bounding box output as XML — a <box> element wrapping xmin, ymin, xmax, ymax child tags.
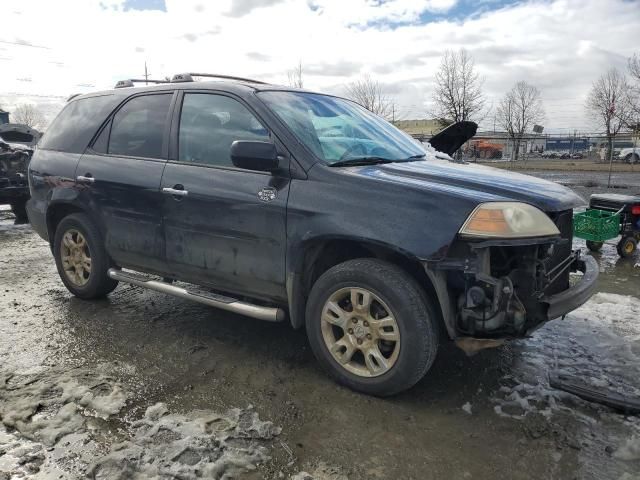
<box><xmin>0</xmin><ymin>139</ymin><xmax>32</xmax><ymax>219</ymax></box>
<box><xmin>620</xmin><ymin>146</ymin><xmax>640</xmax><ymax>164</ymax></box>
<box><xmin>27</xmin><ymin>73</ymin><xmax>598</xmax><ymax>395</ymax></box>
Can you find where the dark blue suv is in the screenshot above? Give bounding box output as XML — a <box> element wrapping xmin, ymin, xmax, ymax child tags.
<box><xmin>27</xmin><ymin>73</ymin><xmax>597</xmax><ymax>395</ymax></box>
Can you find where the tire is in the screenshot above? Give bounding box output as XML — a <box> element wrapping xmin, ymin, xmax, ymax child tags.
<box><xmin>305</xmin><ymin>258</ymin><xmax>439</xmax><ymax>396</ymax></box>
<box><xmin>586</xmin><ymin>240</ymin><xmax>603</xmax><ymax>252</ymax></box>
<box><xmin>53</xmin><ymin>213</ymin><xmax>118</xmax><ymax>299</ymax></box>
<box><xmin>625</xmin><ymin>154</ymin><xmax>640</xmax><ymax>164</ymax></box>
<box><xmin>10</xmin><ymin>200</ymin><xmax>28</xmax><ymax>220</ymax></box>
<box><xmin>617</xmin><ymin>236</ymin><xmax>637</xmax><ymax>258</ymax></box>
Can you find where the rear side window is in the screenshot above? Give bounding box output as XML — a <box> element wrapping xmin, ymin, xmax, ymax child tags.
<box><xmin>39</xmin><ymin>94</ymin><xmax>119</xmax><ymax>153</ymax></box>
<box><xmin>108</xmin><ymin>94</ymin><xmax>172</xmax><ymax>159</ymax></box>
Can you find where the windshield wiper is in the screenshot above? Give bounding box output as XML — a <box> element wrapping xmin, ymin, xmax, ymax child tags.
<box><xmin>401</xmin><ymin>154</ymin><xmax>426</xmax><ymax>161</ymax></box>
<box><xmin>329</xmin><ymin>157</ymin><xmax>394</xmax><ymax>167</ymax></box>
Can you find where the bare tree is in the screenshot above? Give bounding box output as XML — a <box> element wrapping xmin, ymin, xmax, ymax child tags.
<box><xmin>287</xmin><ymin>61</ymin><xmax>304</xmax><ymax>89</ymax></box>
<box><xmin>496</xmin><ymin>81</ymin><xmax>544</xmax><ymax>163</ymax></box>
<box><xmin>432</xmin><ymin>49</ymin><xmax>486</xmax><ymax>125</ymax></box>
<box><xmin>586</xmin><ymin>68</ymin><xmax>634</xmax><ymax>186</ymax></box>
<box><xmin>12</xmin><ymin>104</ymin><xmax>45</xmax><ymax>130</ymax></box>
<box><xmin>628</xmin><ymin>53</ymin><xmax>640</xmax><ymax>120</ymax></box>
<box><xmin>345</xmin><ymin>74</ymin><xmax>393</xmax><ymax>120</ymax></box>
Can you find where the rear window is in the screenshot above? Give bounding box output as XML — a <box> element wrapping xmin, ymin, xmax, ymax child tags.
<box><xmin>39</xmin><ymin>94</ymin><xmax>120</xmax><ymax>153</ymax></box>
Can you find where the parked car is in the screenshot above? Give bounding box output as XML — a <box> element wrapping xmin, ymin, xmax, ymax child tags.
<box><xmin>620</xmin><ymin>147</ymin><xmax>640</xmax><ymax>164</ymax></box>
<box><xmin>0</xmin><ymin>139</ymin><xmax>31</xmax><ymax>219</ymax></box>
<box><xmin>27</xmin><ymin>74</ymin><xmax>598</xmax><ymax>395</ymax></box>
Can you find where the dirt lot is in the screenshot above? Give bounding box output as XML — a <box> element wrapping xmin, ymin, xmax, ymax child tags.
<box><xmin>1</xmin><ymin>178</ymin><xmax>639</xmax><ymax>479</ymax></box>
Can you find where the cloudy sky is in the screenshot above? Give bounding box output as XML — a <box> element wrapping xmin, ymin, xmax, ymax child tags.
<box><xmin>1</xmin><ymin>0</ymin><xmax>638</xmax><ymax>133</ymax></box>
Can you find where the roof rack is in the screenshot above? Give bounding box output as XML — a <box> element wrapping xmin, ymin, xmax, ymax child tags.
<box><xmin>114</xmin><ymin>78</ymin><xmax>170</xmax><ymax>89</ymax></box>
<box><xmin>171</xmin><ymin>72</ymin><xmax>267</xmax><ymax>85</ymax></box>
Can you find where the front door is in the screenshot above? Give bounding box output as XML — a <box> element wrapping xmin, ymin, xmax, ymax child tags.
<box><xmin>76</xmin><ymin>92</ymin><xmax>174</xmax><ymax>273</ymax></box>
<box><xmin>161</xmin><ymin>92</ymin><xmax>289</xmax><ymax>302</ymax></box>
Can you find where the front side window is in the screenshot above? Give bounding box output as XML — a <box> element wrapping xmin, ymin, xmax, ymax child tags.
<box><xmin>108</xmin><ymin>94</ymin><xmax>172</xmax><ymax>159</ymax></box>
<box><xmin>178</xmin><ymin>93</ymin><xmax>270</xmax><ymax>167</ymax></box>
<box><xmin>257</xmin><ymin>91</ymin><xmax>425</xmax><ymax>164</ymax></box>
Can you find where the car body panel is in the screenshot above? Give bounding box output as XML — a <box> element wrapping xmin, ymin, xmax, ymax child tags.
<box><xmin>161</xmin><ymin>161</ymin><xmax>290</xmax><ymax>302</ymax></box>
<box><xmin>75</xmin><ymin>152</ymin><xmax>169</xmax><ymax>273</ymax></box>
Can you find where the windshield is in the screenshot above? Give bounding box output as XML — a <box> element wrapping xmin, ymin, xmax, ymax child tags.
<box><xmin>257</xmin><ymin>91</ymin><xmax>426</xmax><ymax>165</ymax></box>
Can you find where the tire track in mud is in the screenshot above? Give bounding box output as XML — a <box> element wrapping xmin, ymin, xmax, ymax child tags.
<box><xmin>0</xmin><ymin>221</ymin><xmax>342</xmax><ymax>479</ymax></box>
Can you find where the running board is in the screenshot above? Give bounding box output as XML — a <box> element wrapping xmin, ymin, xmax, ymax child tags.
<box><xmin>107</xmin><ymin>268</ymin><xmax>285</xmax><ymax>322</ymax></box>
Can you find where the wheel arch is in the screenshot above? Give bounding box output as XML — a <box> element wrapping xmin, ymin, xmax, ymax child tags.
<box><xmin>45</xmin><ymin>201</ymin><xmax>91</xmax><ymax>248</ymax></box>
<box><xmin>286</xmin><ymin>236</ymin><xmax>444</xmax><ymax>331</ymax></box>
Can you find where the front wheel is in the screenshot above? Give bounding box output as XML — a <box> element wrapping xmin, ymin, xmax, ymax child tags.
<box><xmin>586</xmin><ymin>240</ymin><xmax>603</xmax><ymax>252</ymax></box>
<box><xmin>617</xmin><ymin>236</ymin><xmax>637</xmax><ymax>258</ymax></box>
<box><xmin>305</xmin><ymin>259</ymin><xmax>439</xmax><ymax>396</ymax></box>
<box><xmin>53</xmin><ymin>213</ymin><xmax>118</xmax><ymax>299</ymax></box>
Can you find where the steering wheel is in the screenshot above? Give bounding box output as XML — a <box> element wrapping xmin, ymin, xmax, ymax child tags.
<box><xmin>339</xmin><ymin>143</ymin><xmax>367</xmax><ymax>161</ymax></box>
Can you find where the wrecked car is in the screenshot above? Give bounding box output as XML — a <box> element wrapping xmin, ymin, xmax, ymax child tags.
<box><xmin>26</xmin><ymin>73</ymin><xmax>598</xmax><ymax>395</ymax></box>
<box><xmin>0</xmin><ymin>138</ymin><xmax>32</xmax><ymax>219</ymax></box>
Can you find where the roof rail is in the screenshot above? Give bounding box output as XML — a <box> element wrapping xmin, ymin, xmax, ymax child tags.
<box><xmin>114</xmin><ymin>78</ymin><xmax>170</xmax><ymax>89</ymax></box>
<box><xmin>171</xmin><ymin>72</ymin><xmax>267</xmax><ymax>85</ymax></box>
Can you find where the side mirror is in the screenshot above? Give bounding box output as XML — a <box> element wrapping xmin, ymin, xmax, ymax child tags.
<box><xmin>230</xmin><ymin>141</ymin><xmax>279</xmax><ymax>172</ymax></box>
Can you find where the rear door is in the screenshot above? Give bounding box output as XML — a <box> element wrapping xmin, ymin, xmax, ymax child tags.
<box><xmin>160</xmin><ymin>91</ymin><xmax>290</xmax><ymax>302</ymax></box>
<box><xmin>76</xmin><ymin>91</ymin><xmax>175</xmax><ymax>273</ymax></box>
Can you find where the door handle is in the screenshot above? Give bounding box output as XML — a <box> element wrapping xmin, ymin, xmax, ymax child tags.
<box><xmin>162</xmin><ymin>187</ymin><xmax>189</xmax><ymax>197</ymax></box>
<box><xmin>76</xmin><ymin>175</ymin><xmax>95</xmax><ymax>184</ymax></box>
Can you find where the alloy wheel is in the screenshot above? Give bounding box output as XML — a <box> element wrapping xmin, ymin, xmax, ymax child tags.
<box><xmin>321</xmin><ymin>287</ymin><xmax>400</xmax><ymax>377</ymax></box>
<box><xmin>60</xmin><ymin>229</ymin><xmax>92</xmax><ymax>286</ymax></box>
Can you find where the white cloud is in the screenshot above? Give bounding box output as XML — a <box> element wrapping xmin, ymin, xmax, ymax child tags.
<box><xmin>308</xmin><ymin>0</ymin><xmax>458</xmax><ymax>26</ymax></box>
<box><xmin>0</xmin><ymin>0</ymin><xmax>638</xmax><ymax>133</ymax></box>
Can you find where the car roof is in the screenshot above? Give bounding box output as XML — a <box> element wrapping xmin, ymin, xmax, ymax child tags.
<box><xmin>72</xmin><ymin>80</ymin><xmax>324</xmax><ymax>102</ymax></box>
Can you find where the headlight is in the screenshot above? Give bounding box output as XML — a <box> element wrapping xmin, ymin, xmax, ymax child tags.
<box><xmin>459</xmin><ymin>202</ymin><xmax>560</xmax><ymax>238</ymax></box>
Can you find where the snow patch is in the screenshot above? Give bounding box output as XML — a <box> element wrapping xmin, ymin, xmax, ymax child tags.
<box><xmin>461</xmin><ymin>402</ymin><xmax>473</xmax><ymax>415</ymax></box>
<box><xmin>89</xmin><ymin>402</ymin><xmax>281</xmax><ymax>479</ymax></box>
<box><xmin>492</xmin><ymin>293</ymin><xmax>640</xmax><ymax>420</ymax></box>
<box><xmin>0</xmin><ymin>367</ymin><xmax>127</xmax><ymax>446</ymax></box>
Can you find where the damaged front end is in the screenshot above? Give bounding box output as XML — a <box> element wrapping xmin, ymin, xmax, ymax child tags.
<box><xmin>0</xmin><ymin>139</ymin><xmax>32</xmax><ymax>208</ymax></box>
<box><xmin>427</xmin><ymin>209</ymin><xmax>598</xmax><ymax>353</ymax></box>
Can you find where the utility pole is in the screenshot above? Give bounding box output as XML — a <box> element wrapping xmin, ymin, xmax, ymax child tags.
<box><xmin>144</xmin><ymin>61</ymin><xmax>149</xmax><ymax>85</ymax></box>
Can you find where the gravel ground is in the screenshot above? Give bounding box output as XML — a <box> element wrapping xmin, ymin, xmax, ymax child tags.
<box><xmin>1</xmin><ymin>178</ymin><xmax>640</xmax><ymax>479</ymax></box>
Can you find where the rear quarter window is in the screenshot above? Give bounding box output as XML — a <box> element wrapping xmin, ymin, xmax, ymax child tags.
<box><xmin>39</xmin><ymin>94</ymin><xmax>120</xmax><ymax>153</ymax></box>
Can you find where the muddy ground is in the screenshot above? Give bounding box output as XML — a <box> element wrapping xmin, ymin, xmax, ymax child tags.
<box><xmin>1</xmin><ymin>175</ymin><xmax>639</xmax><ymax>479</ymax></box>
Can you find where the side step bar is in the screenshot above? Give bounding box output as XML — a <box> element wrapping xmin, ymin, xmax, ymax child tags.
<box><xmin>107</xmin><ymin>268</ymin><xmax>285</xmax><ymax>322</ymax></box>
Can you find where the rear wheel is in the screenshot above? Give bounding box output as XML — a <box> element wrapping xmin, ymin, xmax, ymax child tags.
<box><xmin>53</xmin><ymin>213</ymin><xmax>118</xmax><ymax>298</ymax></box>
<box><xmin>10</xmin><ymin>200</ymin><xmax>28</xmax><ymax>220</ymax></box>
<box><xmin>305</xmin><ymin>258</ymin><xmax>439</xmax><ymax>396</ymax></box>
<box><xmin>586</xmin><ymin>240</ymin><xmax>603</xmax><ymax>252</ymax></box>
<box><xmin>617</xmin><ymin>236</ymin><xmax>637</xmax><ymax>258</ymax></box>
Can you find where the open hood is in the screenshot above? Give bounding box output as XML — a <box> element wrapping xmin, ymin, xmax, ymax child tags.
<box><xmin>427</xmin><ymin>121</ymin><xmax>477</xmax><ymax>156</ymax></box>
